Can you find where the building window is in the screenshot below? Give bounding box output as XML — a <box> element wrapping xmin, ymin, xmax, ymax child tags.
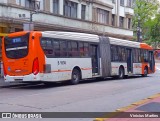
<box><xmin>112</xmin><ymin>0</ymin><xmax>115</xmax><ymax>3</ymax></box>
<box><xmin>16</xmin><ymin>0</ymin><xmax>21</xmax><ymax>5</ymax></box>
<box><xmin>132</xmin><ymin>0</ymin><xmax>136</xmax><ymax>7</ymax></box>
<box><xmin>127</xmin><ymin>0</ymin><xmax>132</xmax><ymax>7</ymax></box>
<box><xmin>97</xmin><ymin>8</ymin><xmax>109</xmax><ymax>24</ymax></box>
<box><xmin>64</xmin><ymin>0</ymin><xmax>78</xmax><ymax>18</ymax></box>
<box><xmin>112</xmin><ymin>14</ymin><xmax>115</xmax><ymax>26</ymax></box>
<box><xmin>128</xmin><ymin>18</ymin><xmax>131</xmax><ymax>29</ymax></box>
<box><xmin>25</xmin><ymin>0</ymin><xmax>34</xmax><ymax>9</ymax></box>
<box><xmin>119</xmin><ymin>16</ymin><xmax>124</xmax><ymax>28</ymax></box>
<box><xmin>120</xmin><ymin>0</ymin><xmax>124</xmax><ymax>6</ymax></box>
<box><xmin>53</xmin><ymin>0</ymin><xmax>59</xmax><ymax>14</ymax></box>
<box><xmin>81</xmin><ymin>5</ymin><xmax>86</xmax><ymax>20</ymax></box>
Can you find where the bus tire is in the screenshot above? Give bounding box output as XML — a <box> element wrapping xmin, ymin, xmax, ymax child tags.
<box><xmin>70</xmin><ymin>69</ymin><xmax>80</xmax><ymax>85</ymax></box>
<box><xmin>142</xmin><ymin>67</ymin><xmax>148</xmax><ymax>77</ymax></box>
<box><xmin>118</xmin><ymin>67</ymin><xmax>124</xmax><ymax>79</ymax></box>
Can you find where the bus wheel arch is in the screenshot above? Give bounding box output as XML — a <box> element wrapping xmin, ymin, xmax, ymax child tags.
<box><xmin>118</xmin><ymin>65</ymin><xmax>125</xmax><ymax>79</ymax></box>
<box><xmin>69</xmin><ymin>66</ymin><xmax>82</xmax><ymax>85</ymax></box>
<box><xmin>142</xmin><ymin>66</ymin><xmax>148</xmax><ymax>77</ymax></box>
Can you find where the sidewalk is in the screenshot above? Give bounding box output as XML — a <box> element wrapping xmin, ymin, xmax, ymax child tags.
<box><xmin>95</xmin><ymin>93</ymin><xmax>160</xmax><ymax>121</ymax></box>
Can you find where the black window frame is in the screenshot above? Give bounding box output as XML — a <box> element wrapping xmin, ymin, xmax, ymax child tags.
<box><xmin>64</xmin><ymin>0</ymin><xmax>78</xmax><ymax>18</ymax></box>
<box><xmin>112</xmin><ymin>14</ymin><xmax>115</xmax><ymax>26</ymax></box>
<box><xmin>41</xmin><ymin>37</ymin><xmax>54</xmax><ymax>58</ymax></box>
<box><xmin>79</xmin><ymin>42</ymin><xmax>89</xmax><ymax>57</ymax></box>
<box><xmin>53</xmin><ymin>0</ymin><xmax>59</xmax><ymax>14</ymax></box>
<box><xmin>25</xmin><ymin>0</ymin><xmax>35</xmax><ymax>9</ymax></box>
<box><xmin>140</xmin><ymin>49</ymin><xmax>149</xmax><ymax>63</ymax></box>
<box><xmin>81</xmin><ymin>4</ymin><xmax>86</xmax><ymax>20</ymax></box>
<box><xmin>68</xmin><ymin>41</ymin><xmax>79</xmax><ymax>57</ymax></box>
<box><xmin>119</xmin><ymin>16</ymin><xmax>124</xmax><ymax>28</ymax></box>
<box><xmin>128</xmin><ymin>18</ymin><xmax>131</xmax><ymax>29</ymax></box>
<box><xmin>40</xmin><ymin>37</ymin><xmax>90</xmax><ymax>58</ymax></box>
<box><xmin>120</xmin><ymin>0</ymin><xmax>124</xmax><ymax>6</ymax></box>
<box><xmin>133</xmin><ymin>48</ymin><xmax>141</xmax><ymax>63</ymax></box>
<box><xmin>97</xmin><ymin>8</ymin><xmax>109</xmax><ymax>24</ymax></box>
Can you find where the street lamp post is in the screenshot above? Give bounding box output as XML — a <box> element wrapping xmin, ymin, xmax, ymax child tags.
<box><xmin>23</xmin><ymin>0</ymin><xmax>40</xmax><ymax>31</ymax></box>
<box><xmin>30</xmin><ymin>12</ymin><xmax>34</xmax><ymax>23</ymax></box>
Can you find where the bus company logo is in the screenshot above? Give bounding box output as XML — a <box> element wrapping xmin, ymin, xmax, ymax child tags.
<box><xmin>8</xmin><ymin>67</ymin><xmax>11</xmax><ymax>71</ymax></box>
<box><xmin>2</xmin><ymin>113</ymin><xmax>12</xmax><ymax>118</ymax></box>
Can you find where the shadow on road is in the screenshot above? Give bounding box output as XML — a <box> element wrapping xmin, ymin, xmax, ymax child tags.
<box><xmin>1</xmin><ymin>75</ymin><xmax>150</xmax><ymax>90</ymax></box>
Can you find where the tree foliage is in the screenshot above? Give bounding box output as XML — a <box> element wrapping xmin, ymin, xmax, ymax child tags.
<box><xmin>132</xmin><ymin>0</ymin><xmax>160</xmax><ymax>42</ymax></box>
<box><xmin>144</xmin><ymin>13</ymin><xmax>160</xmax><ymax>42</ymax></box>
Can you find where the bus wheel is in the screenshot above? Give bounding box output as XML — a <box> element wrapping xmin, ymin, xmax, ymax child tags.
<box><xmin>118</xmin><ymin>67</ymin><xmax>124</xmax><ymax>79</ymax></box>
<box><xmin>70</xmin><ymin>69</ymin><xmax>80</xmax><ymax>85</ymax></box>
<box><xmin>142</xmin><ymin>67</ymin><xmax>148</xmax><ymax>77</ymax></box>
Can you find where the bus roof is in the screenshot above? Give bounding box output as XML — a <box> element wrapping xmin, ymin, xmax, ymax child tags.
<box><xmin>42</xmin><ymin>31</ymin><xmax>99</xmax><ymax>43</ymax></box>
<box><xmin>109</xmin><ymin>37</ymin><xmax>140</xmax><ymax>48</ymax></box>
<box><xmin>5</xmin><ymin>31</ymin><xmax>153</xmax><ymax>50</ymax></box>
<box><xmin>43</xmin><ymin>31</ymin><xmax>152</xmax><ymax>49</ymax></box>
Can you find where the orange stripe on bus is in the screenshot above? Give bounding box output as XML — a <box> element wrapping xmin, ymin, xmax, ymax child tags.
<box><xmin>52</xmin><ymin>70</ymin><xmax>71</xmax><ymax>72</ymax></box>
<box><xmin>81</xmin><ymin>68</ymin><xmax>92</xmax><ymax>70</ymax></box>
<box><xmin>112</xmin><ymin>67</ymin><xmax>118</xmax><ymax>68</ymax></box>
<box><xmin>134</xmin><ymin>67</ymin><xmax>142</xmax><ymax>68</ymax></box>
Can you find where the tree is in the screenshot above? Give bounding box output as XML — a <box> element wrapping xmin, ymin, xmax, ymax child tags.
<box><xmin>143</xmin><ymin>13</ymin><xmax>160</xmax><ymax>46</ymax></box>
<box><xmin>132</xmin><ymin>0</ymin><xmax>159</xmax><ymax>41</ymax></box>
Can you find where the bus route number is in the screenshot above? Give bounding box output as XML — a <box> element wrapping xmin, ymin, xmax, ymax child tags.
<box><xmin>58</xmin><ymin>61</ymin><xmax>66</xmax><ymax>65</ymax></box>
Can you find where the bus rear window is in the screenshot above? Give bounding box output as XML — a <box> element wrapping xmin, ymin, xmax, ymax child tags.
<box><xmin>4</xmin><ymin>33</ymin><xmax>29</xmax><ymax>59</ymax></box>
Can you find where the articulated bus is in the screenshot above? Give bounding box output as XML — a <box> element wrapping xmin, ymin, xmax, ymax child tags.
<box><xmin>2</xmin><ymin>31</ymin><xmax>155</xmax><ymax>84</ymax></box>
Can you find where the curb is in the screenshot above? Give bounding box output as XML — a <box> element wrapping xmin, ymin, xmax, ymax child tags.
<box><xmin>94</xmin><ymin>93</ymin><xmax>160</xmax><ymax>121</ymax></box>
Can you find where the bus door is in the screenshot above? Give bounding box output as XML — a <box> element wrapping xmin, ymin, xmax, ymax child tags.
<box><xmin>90</xmin><ymin>44</ymin><xmax>99</xmax><ymax>75</ymax></box>
<box><xmin>149</xmin><ymin>51</ymin><xmax>155</xmax><ymax>72</ymax></box>
<box><xmin>126</xmin><ymin>48</ymin><xmax>133</xmax><ymax>73</ymax></box>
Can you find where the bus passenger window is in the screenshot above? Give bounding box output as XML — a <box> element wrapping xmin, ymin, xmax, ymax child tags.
<box><xmin>140</xmin><ymin>50</ymin><xmax>144</xmax><ymax>62</ymax></box>
<box><xmin>60</xmin><ymin>40</ymin><xmax>67</xmax><ymax>57</ymax></box>
<box><xmin>144</xmin><ymin>50</ymin><xmax>148</xmax><ymax>62</ymax></box>
<box><xmin>40</xmin><ymin>38</ymin><xmax>54</xmax><ymax>57</ymax></box>
<box><xmin>84</xmin><ymin>43</ymin><xmax>89</xmax><ymax>57</ymax></box>
<box><xmin>68</xmin><ymin>41</ymin><xmax>72</xmax><ymax>57</ymax></box>
<box><xmin>41</xmin><ymin>40</ymin><xmax>46</xmax><ymax>46</ymax></box>
<box><xmin>46</xmin><ymin>40</ymin><xmax>52</xmax><ymax>47</ymax></box>
<box><xmin>44</xmin><ymin>49</ymin><xmax>53</xmax><ymax>55</ymax></box>
<box><xmin>71</xmin><ymin>41</ymin><xmax>78</xmax><ymax>57</ymax></box>
<box><xmin>121</xmin><ymin>48</ymin><xmax>126</xmax><ymax>61</ymax></box>
<box><xmin>53</xmin><ymin>40</ymin><xmax>60</xmax><ymax>57</ymax></box>
<box><xmin>79</xmin><ymin>42</ymin><xmax>84</xmax><ymax>57</ymax></box>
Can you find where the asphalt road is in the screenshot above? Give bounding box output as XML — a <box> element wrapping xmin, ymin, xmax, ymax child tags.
<box><xmin>0</xmin><ymin>63</ymin><xmax>160</xmax><ymax>121</ymax></box>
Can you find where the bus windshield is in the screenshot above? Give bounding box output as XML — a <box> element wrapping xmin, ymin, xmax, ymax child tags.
<box><xmin>4</xmin><ymin>33</ymin><xmax>29</xmax><ymax>59</ymax></box>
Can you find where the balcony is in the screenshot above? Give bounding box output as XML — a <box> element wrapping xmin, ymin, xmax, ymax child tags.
<box><xmin>125</xmin><ymin>6</ymin><xmax>134</xmax><ymax>16</ymax></box>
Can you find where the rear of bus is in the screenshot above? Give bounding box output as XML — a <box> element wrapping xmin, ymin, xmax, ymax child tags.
<box><xmin>2</xmin><ymin>31</ymin><xmax>44</xmax><ymax>82</ymax></box>
<box><xmin>140</xmin><ymin>43</ymin><xmax>156</xmax><ymax>75</ymax></box>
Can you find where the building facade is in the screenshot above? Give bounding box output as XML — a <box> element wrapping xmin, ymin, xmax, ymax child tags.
<box><xmin>0</xmin><ymin>0</ymin><xmax>134</xmax><ymax>38</ymax></box>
